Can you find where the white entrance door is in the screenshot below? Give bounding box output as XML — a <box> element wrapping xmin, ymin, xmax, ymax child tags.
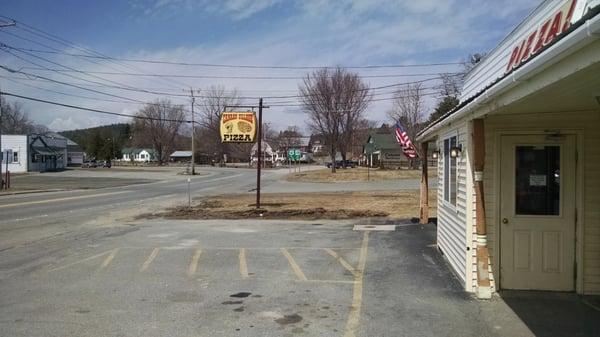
<box><xmin>500</xmin><ymin>135</ymin><xmax>576</xmax><ymax>291</ymax></box>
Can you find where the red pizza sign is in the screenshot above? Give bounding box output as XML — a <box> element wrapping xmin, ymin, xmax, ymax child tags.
<box><xmin>506</xmin><ymin>0</ymin><xmax>579</xmax><ymax>73</ymax></box>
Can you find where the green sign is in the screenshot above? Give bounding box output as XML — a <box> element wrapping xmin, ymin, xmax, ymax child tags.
<box><xmin>287</xmin><ymin>149</ymin><xmax>301</xmax><ymax>160</ymax></box>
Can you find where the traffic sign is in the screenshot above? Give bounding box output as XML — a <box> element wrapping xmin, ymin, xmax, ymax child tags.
<box><xmin>288</xmin><ymin>149</ymin><xmax>301</xmax><ymax>161</ymax></box>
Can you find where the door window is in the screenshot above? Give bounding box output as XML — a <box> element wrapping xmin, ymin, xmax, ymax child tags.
<box><xmin>515</xmin><ymin>146</ymin><xmax>560</xmax><ymax>215</ymax></box>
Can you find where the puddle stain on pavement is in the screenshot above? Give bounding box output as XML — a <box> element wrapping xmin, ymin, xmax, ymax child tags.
<box><xmin>275</xmin><ymin>313</ymin><xmax>303</xmax><ymax>325</ymax></box>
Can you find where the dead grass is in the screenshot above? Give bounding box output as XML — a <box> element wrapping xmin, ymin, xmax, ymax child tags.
<box><xmin>286</xmin><ymin>167</ymin><xmax>437</xmax><ymax>182</ymax></box>
<box><xmin>146</xmin><ymin>190</ymin><xmax>437</xmax><ymax>220</ymax></box>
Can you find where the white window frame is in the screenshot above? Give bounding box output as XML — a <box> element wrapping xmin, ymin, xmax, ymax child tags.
<box><xmin>442</xmin><ymin>134</ymin><xmax>458</xmax><ymax>208</ymax></box>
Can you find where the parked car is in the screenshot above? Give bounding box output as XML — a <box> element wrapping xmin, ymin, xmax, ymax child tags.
<box><xmin>326</xmin><ymin>160</ymin><xmax>357</xmax><ymax>169</ymax></box>
<box><xmin>81</xmin><ymin>160</ymin><xmax>97</xmax><ymax>168</ymax></box>
<box><xmin>99</xmin><ymin>160</ymin><xmax>112</xmax><ymax>168</ymax></box>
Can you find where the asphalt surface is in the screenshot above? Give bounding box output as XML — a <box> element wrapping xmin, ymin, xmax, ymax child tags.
<box><xmin>0</xmin><ymin>167</ymin><xmax>430</xmax><ymax>250</ymax></box>
<box><xmin>0</xmin><ymin>167</ymin><xmax>597</xmax><ymax>336</ymax></box>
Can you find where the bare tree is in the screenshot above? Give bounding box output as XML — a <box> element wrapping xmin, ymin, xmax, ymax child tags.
<box><xmin>0</xmin><ymin>97</ymin><xmax>38</xmax><ymax>134</ymax></box>
<box><xmin>299</xmin><ymin>67</ymin><xmax>370</xmax><ymax>172</ymax></box>
<box><xmin>132</xmin><ymin>99</ymin><xmax>185</xmax><ymax>165</ymax></box>
<box><xmin>197</xmin><ymin>85</ymin><xmax>240</xmax><ymax>163</ymax></box>
<box><xmin>387</xmin><ymin>83</ymin><xmax>425</xmax><ymax>167</ymax></box>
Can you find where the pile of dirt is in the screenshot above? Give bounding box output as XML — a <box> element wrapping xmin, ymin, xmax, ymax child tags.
<box><xmin>145</xmin><ymin>205</ymin><xmax>388</xmax><ymax>220</ymax></box>
<box><xmin>138</xmin><ymin>190</ymin><xmax>435</xmax><ymax>220</ymax></box>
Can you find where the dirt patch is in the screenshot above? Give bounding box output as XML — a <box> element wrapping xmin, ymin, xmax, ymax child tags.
<box><xmin>142</xmin><ymin>190</ymin><xmax>437</xmax><ymax>220</ymax></box>
<box><xmin>286</xmin><ymin>167</ymin><xmax>438</xmax><ymax>182</ymax></box>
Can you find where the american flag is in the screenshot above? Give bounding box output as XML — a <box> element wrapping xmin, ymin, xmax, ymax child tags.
<box><xmin>394</xmin><ymin>122</ymin><xmax>419</xmax><ymax>159</ymax></box>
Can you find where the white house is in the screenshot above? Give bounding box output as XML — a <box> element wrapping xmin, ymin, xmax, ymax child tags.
<box><xmin>417</xmin><ymin>0</ymin><xmax>600</xmax><ymax>298</ymax></box>
<box><xmin>1</xmin><ymin>135</ymin><xmax>28</xmax><ymax>173</ymax></box>
<box><xmin>121</xmin><ymin>148</ymin><xmax>156</xmax><ymax>163</ymax></box>
<box><xmin>1</xmin><ymin>134</ymin><xmax>68</xmax><ymax>173</ymax></box>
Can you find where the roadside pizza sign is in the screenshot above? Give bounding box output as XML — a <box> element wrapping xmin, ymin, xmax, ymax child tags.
<box><xmin>220</xmin><ymin>112</ymin><xmax>257</xmax><ymax>143</ymax></box>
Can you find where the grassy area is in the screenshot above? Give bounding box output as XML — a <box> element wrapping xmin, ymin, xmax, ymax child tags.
<box><xmin>286</xmin><ymin>167</ymin><xmax>438</xmax><ymax>182</ymax></box>
<box><xmin>154</xmin><ymin>190</ymin><xmax>437</xmax><ymax>220</ymax></box>
<box><xmin>1</xmin><ymin>175</ymin><xmax>152</xmax><ymax>193</ymax></box>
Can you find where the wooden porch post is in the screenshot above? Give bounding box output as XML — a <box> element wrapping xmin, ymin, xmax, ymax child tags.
<box><xmin>419</xmin><ymin>142</ymin><xmax>429</xmax><ymax>225</ymax></box>
<box><xmin>473</xmin><ymin>118</ymin><xmax>491</xmax><ymax>298</ymax></box>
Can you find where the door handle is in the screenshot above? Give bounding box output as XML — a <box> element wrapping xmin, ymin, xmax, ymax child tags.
<box><xmin>502</xmin><ymin>218</ymin><xmax>509</xmax><ymax>224</ymax></box>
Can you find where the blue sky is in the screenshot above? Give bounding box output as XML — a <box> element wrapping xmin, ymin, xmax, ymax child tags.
<box><xmin>0</xmin><ymin>0</ymin><xmax>541</xmax><ymax>132</ymax></box>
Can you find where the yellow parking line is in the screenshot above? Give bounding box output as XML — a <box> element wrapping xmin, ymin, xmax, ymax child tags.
<box><xmin>302</xmin><ymin>279</ymin><xmax>357</xmax><ymax>284</ymax></box>
<box><xmin>344</xmin><ymin>231</ymin><xmax>370</xmax><ymax>337</ymax></box>
<box><xmin>187</xmin><ymin>249</ymin><xmax>202</xmax><ymax>277</ymax></box>
<box><xmin>239</xmin><ymin>248</ymin><xmax>249</xmax><ymax>279</ymax></box>
<box><xmin>281</xmin><ymin>248</ymin><xmax>308</xmax><ymax>281</ymax></box>
<box><xmin>48</xmin><ymin>250</ymin><xmax>113</xmax><ymax>272</ymax></box>
<box><xmin>324</xmin><ymin>248</ymin><xmax>358</xmax><ymax>277</ymax></box>
<box><xmin>140</xmin><ymin>248</ymin><xmax>160</xmax><ymax>272</ymax></box>
<box><xmin>100</xmin><ymin>248</ymin><xmax>119</xmax><ymax>269</ymax></box>
<box><xmin>0</xmin><ymin>191</ymin><xmax>128</xmax><ymax>209</ymax></box>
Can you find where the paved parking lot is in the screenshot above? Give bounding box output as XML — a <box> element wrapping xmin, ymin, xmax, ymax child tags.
<box><xmin>7</xmin><ymin>218</ymin><xmax>592</xmax><ymax>337</ymax></box>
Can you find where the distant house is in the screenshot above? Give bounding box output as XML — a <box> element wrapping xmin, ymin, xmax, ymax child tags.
<box><xmin>362</xmin><ymin>132</ymin><xmax>407</xmax><ymax>168</ymax></box>
<box><xmin>66</xmin><ymin>139</ymin><xmax>85</xmax><ymax>166</ymax></box>
<box><xmin>1</xmin><ymin>134</ymin><xmax>68</xmax><ymax>173</ymax></box>
<box><xmin>170</xmin><ymin>150</ymin><xmax>192</xmax><ymax>163</ymax></box>
<box><xmin>275</xmin><ymin>136</ymin><xmax>314</xmax><ymax>163</ymax></box>
<box><xmin>250</xmin><ymin>141</ymin><xmax>276</xmax><ymax>166</ymax></box>
<box><xmin>121</xmin><ymin>148</ymin><xmax>156</xmax><ymax>162</ymax></box>
<box><xmin>49</xmin><ymin>132</ymin><xmax>84</xmax><ymax>166</ymax></box>
<box><xmin>309</xmin><ymin>134</ymin><xmax>327</xmax><ymax>155</ymax></box>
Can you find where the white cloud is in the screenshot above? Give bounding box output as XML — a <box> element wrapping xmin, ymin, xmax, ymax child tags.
<box><xmin>132</xmin><ymin>0</ymin><xmax>283</xmax><ymax>20</ymax></box>
<box><xmin>2</xmin><ymin>0</ymin><xmax>542</xmax><ymax>133</ymax></box>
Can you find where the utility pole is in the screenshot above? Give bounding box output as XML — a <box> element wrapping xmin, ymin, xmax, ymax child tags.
<box><xmin>189</xmin><ymin>88</ymin><xmax>196</xmax><ymax>175</ymax></box>
<box><xmin>0</xmin><ymin>21</ymin><xmax>16</xmax><ymax>189</ymax></box>
<box><xmin>256</xmin><ymin>98</ymin><xmax>263</xmax><ymax>209</ymax></box>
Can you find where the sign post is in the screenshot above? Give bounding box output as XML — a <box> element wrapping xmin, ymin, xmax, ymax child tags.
<box><xmin>221</xmin><ymin>100</ymin><xmax>269</xmax><ymax>209</ymax></box>
<box><xmin>256</xmin><ymin>98</ymin><xmax>263</xmax><ymax>209</ymax></box>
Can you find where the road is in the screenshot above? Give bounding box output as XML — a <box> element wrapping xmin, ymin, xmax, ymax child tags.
<box><xmin>0</xmin><ymin>167</ymin><xmax>429</xmax><ymax>250</ymax></box>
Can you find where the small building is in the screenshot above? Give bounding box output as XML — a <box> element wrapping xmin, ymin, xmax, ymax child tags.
<box><xmin>66</xmin><ymin>139</ymin><xmax>85</xmax><ymax>166</ymax></box>
<box><xmin>417</xmin><ymin>0</ymin><xmax>600</xmax><ymax>298</ymax></box>
<box><xmin>48</xmin><ymin>132</ymin><xmax>84</xmax><ymax>166</ymax></box>
<box><xmin>250</xmin><ymin>141</ymin><xmax>276</xmax><ymax>166</ymax></box>
<box><xmin>170</xmin><ymin>150</ymin><xmax>192</xmax><ymax>163</ymax></box>
<box><xmin>1</xmin><ymin>134</ymin><xmax>68</xmax><ymax>173</ymax></box>
<box><xmin>1</xmin><ymin>135</ymin><xmax>28</xmax><ymax>173</ymax></box>
<box><xmin>362</xmin><ymin>132</ymin><xmax>408</xmax><ymax>168</ymax></box>
<box><xmin>121</xmin><ymin>148</ymin><xmax>156</xmax><ymax>163</ymax></box>
<box><xmin>309</xmin><ymin>134</ymin><xmax>326</xmax><ymax>155</ymax></box>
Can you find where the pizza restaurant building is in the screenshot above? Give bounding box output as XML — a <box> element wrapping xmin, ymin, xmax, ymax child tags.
<box><xmin>417</xmin><ymin>0</ymin><xmax>600</xmax><ymax>298</ymax></box>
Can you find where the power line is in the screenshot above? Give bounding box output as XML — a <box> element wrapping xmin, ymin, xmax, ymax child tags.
<box><xmin>1</xmin><ymin>76</ymin><xmax>198</xmax><ymax>113</ymax></box>
<box><xmin>1</xmin><ymin>20</ymin><xmax>195</xmax><ymax>91</ymax></box>
<box><xmin>0</xmin><ymin>64</ymin><xmax>155</xmax><ymax>104</ymax></box>
<box><xmin>0</xmin><ymin>16</ymin><xmax>464</xmax><ymax>70</ymax></box>
<box><xmin>0</xmin><ymin>45</ymin><xmax>193</xmax><ymax>98</ymax></box>
<box><xmin>0</xmin><ymin>91</ymin><xmax>192</xmax><ymax>123</ymax></box>
<box><xmin>2</xmin><ymin>46</ymin><xmax>463</xmax><ymax>69</ymax></box>
<box><xmin>15</xmin><ymin>64</ymin><xmax>461</xmax><ymax>80</ymax></box>
<box><xmin>1</xmin><ymin>61</ymin><xmax>444</xmax><ymax>100</ymax></box>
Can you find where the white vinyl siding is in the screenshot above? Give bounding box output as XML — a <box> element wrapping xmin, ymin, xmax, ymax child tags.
<box><xmin>483</xmin><ymin>110</ymin><xmax>600</xmax><ymax>294</ymax></box>
<box><xmin>437</xmin><ymin>124</ymin><xmax>470</xmax><ymax>287</ymax></box>
<box><xmin>0</xmin><ymin>135</ymin><xmax>28</xmax><ymax>173</ymax></box>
